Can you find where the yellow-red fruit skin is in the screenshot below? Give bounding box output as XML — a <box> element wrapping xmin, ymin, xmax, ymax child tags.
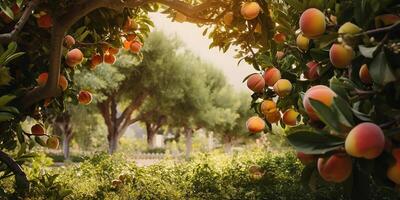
<box><xmin>359</xmin><ymin>64</ymin><xmax>372</xmax><ymax>84</ymax></box>
<box><xmin>130</xmin><ymin>41</ymin><xmax>142</xmax><ymax>53</ymax></box>
<box><xmin>296</xmin><ymin>34</ymin><xmax>309</xmax><ymax>51</ymax></box>
<box><xmin>305</xmin><ymin>61</ymin><xmax>319</xmax><ymax>80</ymax></box>
<box><xmin>37</xmin><ymin>14</ymin><xmax>53</xmax><ymax>28</ymax></box>
<box><xmin>58</xmin><ymin>75</ymin><xmax>68</xmax><ymax>91</ymax></box>
<box><xmin>296</xmin><ymin>152</ymin><xmax>315</xmax><ymax>165</ymax></box>
<box><xmin>78</xmin><ymin>90</ymin><xmax>93</xmax><ymax>105</ymax></box>
<box><xmin>104</xmin><ymin>54</ymin><xmax>116</xmax><ymax>64</ymax></box>
<box><xmin>276</xmin><ymin>51</ymin><xmax>285</xmax><ymax>60</ymax></box>
<box><xmin>299</xmin><ymin>8</ymin><xmax>326</xmax><ymax>38</ymax></box>
<box><xmin>260</xmin><ymin>100</ymin><xmax>277</xmax><ymax>115</ymax></box>
<box><xmin>63</xmin><ymin>35</ymin><xmax>75</xmax><ymax>48</ymax></box>
<box><xmin>246</xmin><ymin>116</ymin><xmax>265</xmax><ymax>133</ymax></box>
<box><xmin>387</xmin><ymin>163</ymin><xmax>400</xmax><ymax>184</ymax></box>
<box><xmin>266</xmin><ymin>111</ymin><xmax>281</xmax><ymax>124</ymax></box>
<box><xmin>31</xmin><ymin>124</ymin><xmax>45</xmax><ymax>136</ymax></box>
<box><xmin>46</xmin><ymin>136</ymin><xmax>59</xmax><ymax>149</ymax></box>
<box><xmin>247</xmin><ymin>74</ymin><xmax>265</xmax><ymax>92</ymax></box>
<box><xmin>263</xmin><ymin>68</ymin><xmax>281</xmax><ymax>87</ymax></box>
<box><xmin>282</xmin><ymin>109</ymin><xmax>299</xmax><ymax>126</ymax></box>
<box><xmin>37</xmin><ymin>73</ymin><xmax>68</xmax><ymax>91</ymax></box>
<box><xmin>273</xmin><ymin>79</ymin><xmax>292</xmax><ymax>97</ymax></box>
<box><xmin>66</xmin><ymin>48</ymin><xmax>84</xmax><ymax>67</ymax></box>
<box><xmin>36</xmin><ymin>73</ymin><xmax>48</xmax><ymax>86</ymax></box>
<box><xmin>241</xmin><ymin>2</ymin><xmax>261</xmax><ymax>20</ymax></box>
<box><xmin>329</xmin><ymin>44</ymin><xmax>354</xmax><ymax>68</ymax></box>
<box><xmin>345</xmin><ymin>122</ymin><xmax>385</xmax><ymax>159</ymax></box>
<box><xmin>274</xmin><ymin>33</ymin><xmax>286</xmax><ymax>43</ymax></box>
<box><xmin>303</xmin><ymin>85</ymin><xmax>336</xmax><ymax>121</ymax></box>
<box><xmin>317</xmin><ymin>154</ymin><xmax>352</xmax><ymax>183</ymax></box>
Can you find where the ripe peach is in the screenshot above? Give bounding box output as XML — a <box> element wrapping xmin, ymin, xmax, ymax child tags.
<box><xmin>123</xmin><ymin>40</ymin><xmax>132</xmax><ymax>50</ymax></box>
<box><xmin>66</xmin><ymin>48</ymin><xmax>84</xmax><ymax>67</ymax></box>
<box><xmin>77</xmin><ymin>90</ymin><xmax>93</xmax><ymax>105</ymax></box>
<box><xmin>273</xmin><ymin>79</ymin><xmax>292</xmax><ymax>97</ymax></box>
<box><xmin>36</xmin><ymin>73</ymin><xmax>68</xmax><ymax>91</ymax></box>
<box><xmin>246</xmin><ymin>116</ymin><xmax>265</xmax><ymax>133</ymax></box>
<box><xmin>126</xmin><ymin>34</ymin><xmax>137</xmax><ymax>41</ymax></box>
<box><xmin>108</xmin><ymin>47</ymin><xmax>119</xmax><ymax>55</ymax></box>
<box><xmin>263</xmin><ymin>67</ymin><xmax>281</xmax><ymax>87</ymax></box>
<box><xmin>266</xmin><ymin>110</ymin><xmax>281</xmax><ymax>124</ymax></box>
<box><xmin>296</xmin><ymin>152</ymin><xmax>315</xmax><ymax>165</ymax></box>
<box><xmin>175</xmin><ymin>12</ymin><xmax>187</xmax><ymax>22</ymax></box>
<box><xmin>345</xmin><ymin>122</ymin><xmax>384</xmax><ymax>159</ymax></box>
<box><xmin>359</xmin><ymin>64</ymin><xmax>372</xmax><ymax>84</ymax></box>
<box><xmin>274</xmin><ymin>33</ymin><xmax>286</xmax><ymax>43</ymax></box>
<box><xmin>37</xmin><ymin>14</ymin><xmax>53</xmax><ymax>28</ymax></box>
<box><xmin>299</xmin><ymin>8</ymin><xmax>326</xmax><ymax>38</ymax></box>
<box><xmin>63</xmin><ymin>35</ymin><xmax>75</xmax><ymax>48</ymax></box>
<box><xmin>276</xmin><ymin>51</ymin><xmax>285</xmax><ymax>60</ymax></box>
<box><xmin>338</xmin><ymin>22</ymin><xmax>362</xmax><ymax>35</ymax></box>
<box><xmin>296</xmin><ymin>34</ymin><xmax>310</xmax><ymax>51</ymax></box>
<box><xmin>317</xmin><ymin>154</ymin><xmax>352</xmax><ymax>183</ymax></box>
<box><xmin>223</xmin><ymin>12</ymin><xmax>234</xmax><ymax>26</ymax></box>
<box><xmin>305</xmin><ymin>61</ymin><xmax>319</xmax><ymax>80</ymax></box>
<box><xmin>247</xmin><ymin>74</ymin><xmax>265</xmax><ymax>92</ymax></box>
<box><xmin>58</xmin><ymin>75</ymin><xmax>68</xmax><ymax>91</ymax></box>
<box><xmin>303</xmin><ymin>85</ymin><xmax>336</xmax><ymax>121</ymax></box>
<box><xmin>283</xmin><ymin>109</ymin><xmax>299</xmax><ymax>126</ymax></box>
<box><xmin>240</xmin><ymin>2</ymin><xmax>261</xmax><ymax>20</ymax></box>
<box><xmin>130</xmin><ymin>41</ymin><xmax>142</xmax><ymax>53</ymax></box>
<box><xmin>329</xmin><ymin>43</ymin><xmax>354</xmax><ymax>68</ymax></box>
<box><xmin>104</xmin><ymin>54</ymin><xmax>116</xmax><ymax>64</ymax></box>
<box><xmin>90</xmin><ymin>54</ymin><xmax>103</xmax><ymax>69</ymax></box>
<box><xmin>31</xmin><ymin>124</ymin><xmax>45</xmax><ymax>136</ymax></box>
<box><xmin>260</xmin><ymin>100</ymin><xmax>277</xmax><ymax>115</ymax></box>
<box><xmin>387</xmin><ymin>162</ymin><xmax>400</xmax><ymax>184</ymax></box>
<box><xmin>46</xmin><ymin>136</ymin><xmax>59</xmax><ymax>149</ymax></box>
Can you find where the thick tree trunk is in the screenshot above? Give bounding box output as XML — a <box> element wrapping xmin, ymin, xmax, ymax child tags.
<box><xmin>146</xmin><ymin>127</ymin><xmax>156</xmax><ymax>149</ymax></box>
<box><xmin>53</xmin><ymin>113</ymin><xmax>73</xmax><ymax>160</ymax></box>
<box><xmin>108</xmin><ymin>134</ymin><xmax>118</xmax><ymax>154</ymax></box>
<box><xmin>62</xmin><ymin>134</ymin><xmax>71</xmax><ymax>160</ymax></box>
<box><xmin>223</xmin><ymin>134</ymin><xmax>233</xmax><ymax>154</ymax></box>
<box><xmin>184</xmin><ymin>128</ymin><xmax>193</xmax><ymax>161</ymax></box>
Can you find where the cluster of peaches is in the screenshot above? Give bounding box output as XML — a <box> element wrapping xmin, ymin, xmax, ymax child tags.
<box><xmin>29</xmin><ymin>123</ymin><xmax>60</xmax><ymax>149</ymax></box>
<box><xmin>244</xmin><ymin>6</ymin><xmax>400</xmax><ymax>184</ymax></box>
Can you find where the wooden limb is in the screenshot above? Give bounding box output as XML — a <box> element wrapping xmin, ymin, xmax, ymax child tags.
<box><xmin>0</xmin><ymin>0</ymin><xmax>41</xmax><ymax>44</ymax></box>
<box><xmin>0</xmin><ymin>150</ymin><xmax>29</xmax><ymax>193</ymax></box>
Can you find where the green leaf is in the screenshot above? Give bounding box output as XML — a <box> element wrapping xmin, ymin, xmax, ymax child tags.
<box><xmin>283</xmin><ymin>0</ymin><xmax>303</xmax><ymax>11</ymax></box>
<box><xmin>309</xmin><ymin>98</ymin><xmax>342</xmax><ymax>133</ymax></box>
<box><xmin>0</xmin><ymin>106</ymin><xmax>19</xmax><ymax>114</ymax></box>
<box><xmin>34</xmin><ymin>136</ymin><xmax>46</xmax><ymax>147</ymax></box>
<box><xmin>333</xmin><ymin>96</ymin><xmax>355</xmax><ymax>127</ymax></box>
<box><xmin>287</xmin><ymin>131</ymin><xmax>344</xmax><ymax>154</ymax></box>
<box><xmin>329</xmin><ymin>77</ymin><xmax>348</xmax><ymax>98</ymax></box>
<box><xmin>351</xmin><ymin>108</ymin><xmax>372</xmax><ymax>122</ymax></box>
<box><xmin>358</xmin><ymin>45</ymin><xmax>377</xmax><ymax>58</ymax></box>
<box><xmin>314</xmin><ymin>33</ymin><xmax>338</xmax><ymax>49</ymax></box>
<box><xmin>3</xmin><ymin>52</ymin><xmax>25</xmax><ymax>66</ymax></box>
<box><xmin>0</xmin><ymin>112</ymin><xmax>14</xmax><ymax>122</ymax></box>
<box><xmin>369</xmin><ymin>51</ymin><xmax>396</xmax><ymax>86</ymax></box>
<box><xmin>310</xmin><ymin>48</ymin><xmax>329</xmax><ymax>61</ymax></box>
<box><xmin>255</xmin><ymin>53</ymin><xmax>273</xmax><ymax>70</ymax></box>
<box><xmin>0</xmin><ymin>42</ymin><xmax>17</xmax><ymax>65</ymax></box>
<box><xmin>0</xmin><ymin>95</ymin><xmax>16</xmax><ymax>107</ymax></box>
<box><xmin>0</xmin><ymin>6</ymin><xmax>14</xmax><ymax>20</ymax></box>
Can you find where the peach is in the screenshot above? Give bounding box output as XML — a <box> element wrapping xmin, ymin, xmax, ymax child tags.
<box><xmin>304</xmin><ymin>61</ymin><xmax>319</xmax><ymax>80</ymax></box>
<box><xmin>260</xmin><ymin>100</ymin><xmax>277</xmax><ymax>115</ymax></box>
<box><xmin>36</xmin><ymin>73</ymin><xmax>68</xmax><ymax>91</ymax></box>
<box><xmin>31</xmin><ymin>124</ymin><xmax>45</xmax><ymax>136</ymax></box>
<box><xmin>223</xmin><ymin>12</ymin><xmax>234</xmax><ymax>26</ymax></box>
<box><xmin>338</xmin><ymin>22</ymin><xmax>362</xmax><ymax>35</ymax></box>
<box><xmin>318</xmin><ymin>154</ymin><xmax>352</xmax><ymax>183</ymax></box>
<box><xmin>90</xmin><ymin>54</ymin><xmax>103</xmax><ymax>69</ymax></box>
<box><xmin>104</xmin><ymin>54</ymin><xmax>116</xmax><ymax>64</ymax></box>
<box><xmin>296</xmin><ymin>34</ymin><xmax>309</xmax><ymax>51</ymax></box>
<box><xmin>175</xmin><ymin>12</ymin><xmax>187</xmax><ymax>22</ymax></box>
<box><xmin>241</xmin><ymin>2</ymin><xmax>261</xmax><ymax>20</ymax></box>
<box><xmin>126</xmin><ymin>34</ymin><xmax>137</xmax><ymax>41</ymax></box>
<box><xmin>387</xmin><ymin>162</ymin><xmax>400</xmax><ymax>184</ymax></box>
<box><xmin>303</xmin><ymin>85</ymin><xmax>336</xmax><ymax>121</ymax></box>
<box><xmin>266</xmin><ymin>110</ymin><xmax>281</xmax><ymax>124</ymax></box>
<box><xmin>274</xmin><ymin>33</ymin><xmax>286</xmax><ymax>43</ymax></box>
<box><xmin>273</xmin><ymin>79</ymin><xmax>292</xmax><ymax>97</ymax></box>
<box><xmin>58</xmin><ymin>75</ymin><xmax>68</xmax><ymax>91</ymax></box>
<box><xmin>123</xmin><ymin>40</ymin><xmax>132</xmax><ymax>50</ymax></box>
<box><xmin>282</xmin><ymin>109</ymin><xmax>299</xmax><ymax>126</ymax></box>
<box><xmin>345</xmin><ymin>122</ymin><xmax>384</xmax><ymax>159</ymax></box>
<box><xmin>130</xmin><ymin>41</ymin><xmax>142</xmax><ymax>53</ymax></box>
<box><xmin>108</xmin><ymin>47</ymin><xmax>119</xmax><ymax>55</ymax></box>
<box><xmin>299</xmin><ymin>8</ymin><xmax>326</xmax><ymax>38</ymax></box>
<box><xmin>66</xmin><ymin>48</ymin><xmax>84</xmax><ymax>67</ymax></box>
<box><xmin>63</xmin><ymin>35</ymin><xmax>75</xmax><ymax>48</ymax></box>
<box><xmin>329</xmin><ymin>43</ymin><xmax>354</xmax><ymax>68</ymax></box>
<box><xmin>123</xmin><ymin>18</ymin><xmax>138</xmax><ymax>32</ymax></box>
<box><xmin>46</xmin><ymin>136</ymin><xmax>59</xmax><ymax>149</ymax></box>
<box><xmin>77</xmin><ymin>90</ymin><xmax>93</xmax><ymax>105</ymax></box>
<box><xmin>263</xmin><ymin>67</ymin><xmax>281</xmax><ymax>87</ymax></box>
<box><xmin>359</xmin><ymin>64</ymin><xmax>372</xmax><ymax>84</ymax></box>
<box><xmin>276</xmin><ymin>51</ymin><xmax>285</xmax><ymax>60</ymax></box>
<box><xmin>247</xmin><ymin>74</ymin><xmax>265</xmax><ymax>92</ymax></box>
<box><xmin>393</xmin><ymin>148</ymin><xmax>400</xmax><ymax>161</ymax></box>
<box><xmin>246</xmin><ymin>116</ymin><xmax>265</xmax><ymax>133</ymax></box>
<box><xmin>37</xmin><ymin>14</ymin><xmax>53</xmax><ymax>28</ymax></box>
<box><xmin>296</xmin><ymin>152</ymin><xmax>315</xmax><ymax>165</ymax></box>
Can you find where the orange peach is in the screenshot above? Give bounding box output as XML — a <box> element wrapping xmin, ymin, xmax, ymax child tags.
<box><xmin>359</xmin><ymin>64</ymin><xmax>372</xmax><ymax>84</ymax></box>
<box><xmin>345</xmin><ymin>122</ymin><xmax>384</xmax><ymax>159</ymax></box>
<box><xmin>387</xmin><ymin>162</ymin><xmax>400</xmax><ymax>184</ymax></box>
<box><xmin>123</xmin><ymin>18</ymin><xmax>138</xmax><ymax>32</ymax></box>
<box><xmin>240</xmin><ymin>2</ymin><xmax>261</xmax><ymax>20</ymax></box>
<box><xmin>31</xmin><ymin>124</ymin><xmax>45</xmax><ymax>136</ymax></box>
<box><xmin>126</xmin><ymin>34</ymin><xmax>137</xmax><ymax>41</ymax></box>
<box><xmin>296</xmin><ymin>34</ymin><xmax>309</xmax><ymax>51</ymax></box>
<box><xmin>66</xmin><ymin>48</ymin><xmax>84</xmax><ymax>67</ymax></box>
<box><xmin>90</xmin><ymin>54</ymin><xmax>103</xmax><ymax>69</ymax></box>
<box><xmin>130</xmin><ymin>41</ymin><xmax>142</xmax><ymax>53</ymax></box>
<box><xmin>58</xmin><ymin>75</ymin><xmax>68</xmax><ymax>91</ymax></box>
<box><xmin>108</xmin><ymin>47</ymin><xmax>119</xmax><ymax>55</ymax></box>
<box><xmin>393</xmin><ymin>148</ymin><xmax>400</xmax><ymax>161</ymax></box>
<box><xmin>223</xmin><ymin>12</ymin><xmax>234</xmax><ymax>26</ymax></box>
<box><xmin>246</xmin><ymin>116</ymin><xmax>265</xmax><ymax>133</ymax></box>
<box><xmin>317</xmin><ymin>154</ymin><xmax>352</xmax><ymax>183</ymax></box>
<box><xmin>123</xmin><ymin>40</ymin><xmax>132</xmax><ymax>50</ymax></box>
<box><xmin>282</xmin><ymin>109</ymin><xmax>299</xmax><ymax>126</ymax></box>
<box><xmin>260</xmin><ymin>100</ymin><xmax>277</xmax><ymax>115</ymax></box>
<box><xmin>77</xmin><ymin>90</ymin><xmax>93</xmax><ymax>105</ymax></box>
<box><xmin>36</xmin><ymin>73</ymin><xmax>68</xmax><ymax>91</ymax></box>
<box><xmin>266</xmin><ymin>110</ymin><xmax>281</xmax><ymax>124</ymax></box>
<box><xmin>247</xmin><ymin>74</ymin><xmax>265</xmax><ymax>92</ymax></box>
<box><xmin>329</xmin><ymin>43</ymin><xmax>354</xmax><ymax>68</ymax></box>
<box><xmin>304</xmin><ymin>61</ymin><xmax>319</xmax><ymax>80</ymax></box>
<box><xmin>263</xmin><ymin>67</ymin><xmax>281</xmax><ymax>87</ymax></box>
<box><xmin>273</xmin><ymin>79</ymin><xmax>292</xmax><ymax>97</ymax></box>
<box><xmin>37</xmin><ymin>14</ymin><xmax>53</xmax><ymax>28</ymax></box>
<box><xmin>296</xmin><ymin>152</ymin><xmax>315</xmax><ymax>165</ymax></box>
<box><xmin>104</xmin><ymin>54</ymin><xmax>116</xmax><ymax>64</ymax></box>
<box><xmin>46</xmin><ymin>136</ymin><xmax>59</xmax><ymax>149</ymax></box>
<box><xmin>299</xmin><ymin>8</ymin><xmax>326</xmax><ymax>38</ymax></box>
<box><xmin>303</xmin><ymin>85</ymin><xmax>336</xmax><ymax>121</ymax></box>
<box><xmin>63</xmin><ymin>35</ymin><xmax>75</xmax><ymax>48</ymax></box>
<box><xmin>274</xmin><ymin>33</ymin><xmax>286</xmax><ymax>43</ymax></box>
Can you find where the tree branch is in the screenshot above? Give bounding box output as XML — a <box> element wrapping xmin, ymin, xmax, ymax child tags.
<box><xmin>0</xmin><ymin>0</ymin><xmax>41</xmax><ymax>44</ymax></box>
<box><xmin>0</xmin><ymin>150</ymin><xmax>29</xmax><ymax>193</ymax></box>
<box><xmin>117</xmin><ymin>91</ymin><xmax>148</xmax><ymax>126</ymax></box>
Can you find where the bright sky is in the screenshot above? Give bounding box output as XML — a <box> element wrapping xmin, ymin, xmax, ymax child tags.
<box><xmin>149</xmin><ymin>13</ymin><xmax>255</xmax><ymax>92</ymax></box>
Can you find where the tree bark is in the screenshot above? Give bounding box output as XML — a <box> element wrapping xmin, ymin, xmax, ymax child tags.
<box><xmin>223</xmin><ymin>134</ymin><xmax>233</xmax><ymax>154</ymax></box>
<box><xmin>184</xmin><ymin>128</ymin><xmax>193</xmax><ymax>161</ymax></box>
<box><xmin>108</xmin><ymin>134</ymin><xmax>118</xmax><ymax>154</ymax></box>
<box><xmin>146</xmin><ymin>122</ymin><xmax>156</xmax><ymax>149</ymax></box>
<box><xmin>62</xmin><ymin>133</ymin><xmax>72</xmax><ymax>160</ymax></box>
<box><xmin>53</xmin><ymin>113</ymin><xmax>73</xmax><ymax>160</ymax></box>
